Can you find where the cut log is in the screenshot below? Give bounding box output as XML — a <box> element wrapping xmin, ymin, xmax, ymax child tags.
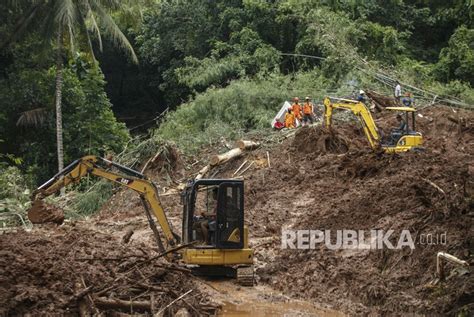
<box><xmin>210</xmin><ymin>148</ymin><xmax>242</xmax><ymax>166</ymax></box>
<box><xmin>94</xmin><ymin>297</ymin><xmax>150</xmax><ymax>311</ymax></box>
<box><xmin>235</xmin><ymin>140</ymin><xmax>260</xmax><ymax>150</ymax></box>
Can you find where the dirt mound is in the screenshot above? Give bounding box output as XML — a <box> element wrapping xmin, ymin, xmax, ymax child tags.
<box><xmin>205</xmin><ymin>105</ymin><xmax>473</xmax><ymax>315</ymax></box>
<box><xmin>0</xmin><ymin>226</ymin><xmax>217</xmax><ymax>316</ymax></box>
<box><xmin>292</xmin><ymin>126</ymin><xmax>351</xmax><ymax>155</ymax></box>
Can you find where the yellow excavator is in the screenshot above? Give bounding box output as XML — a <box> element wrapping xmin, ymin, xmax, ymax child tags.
<box><xmin>323</xmin><ymin>97</ymin><xmax>423</xmax><ymax>153</ymax></box>
<box><xmin>28</xmin><ymin>155</ymin><xmax>254</xmax><ymax>285</ymax></box>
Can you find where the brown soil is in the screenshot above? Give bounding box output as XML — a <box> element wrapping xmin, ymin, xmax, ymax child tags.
<box><xmin>0</xmin><ymin>224</ymin><xmax>218</xmax><ymax>316</ymax></box>
<box><xmin>1</xmin><ymin>104</ymin><xmax>472</xmax><ymax>316</ymax></box>
<box><xmin>27</xmin><ymin>200</ymin><xmax>64</xmax><ymax>225</ymax></box>
<box><xmin>243</xmin><ymin>106</ymin><xmax>474</xmax><ymax>315</ymax></box>
<box><xmin>181</xmin><ymin>105</ymin><xmax>473</xmax><ymax>315</ymax></box>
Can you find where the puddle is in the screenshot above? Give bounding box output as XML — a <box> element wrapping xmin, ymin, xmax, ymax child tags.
<box><xmin>219</xmin><ymin>300</ymin><xmax>345</xmax><ymax>317</ymax></box>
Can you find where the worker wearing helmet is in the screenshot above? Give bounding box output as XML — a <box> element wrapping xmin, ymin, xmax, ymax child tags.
<box><xmin>291</xmin><ymin>97</ymin><xmax>302</xmax><ymax>121</ymax></box>
<box><xmin>357</xmin><ymin>90</ymin><xmax>366</xmax><ymax>102</ymax></box>
<box><xmin>302</xmin><ymin>97</ymin><xmax>314</xmax><ymax>126</ymax></box>
<box><xmin>402</xmin><ymin>92</ymin><xmax>413</xmax><ymax>107</ymax></box>
<box><xmin>285</xmin><ymin>108</ymin><xmax>296</xmax><ymax>129</ymax></box>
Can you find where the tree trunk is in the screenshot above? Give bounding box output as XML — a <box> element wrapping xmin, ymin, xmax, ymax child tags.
<box><xmin>210</xmin><ymin>148</ymin><xmax>243</xmax><ymax>166</ymax></box>
<box><xmin>55</xmin><ymin>28</ymin><xmax>64</xmax><ymax>174</ymax></box>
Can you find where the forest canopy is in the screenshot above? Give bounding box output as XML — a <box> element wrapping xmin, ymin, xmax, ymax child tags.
<box><xmin>0</xmin><ymin>0</ymin><xmax>473</xmax><ymax>194</ymax></box>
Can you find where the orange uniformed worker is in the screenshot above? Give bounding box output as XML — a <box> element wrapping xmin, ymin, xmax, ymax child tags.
<box><xmin>285</xmin><ymin>108</ymin><xmax>295</xmax><ymax>129</ymax></box>
<box><xmin>302</xmin><ymin>96</ymin><xmax>314</xmax><ymax>126</ymax></box>
<box><xmin>291</xmin><ymin>97</ymin><xmax>302</xmax><ymax>121</ymax></box>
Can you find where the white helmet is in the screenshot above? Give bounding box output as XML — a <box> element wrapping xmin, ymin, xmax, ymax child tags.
<box><xmin>359</xmin><ymin>90</ymin><xmax>365</xmax><ymax>94</ymax></box>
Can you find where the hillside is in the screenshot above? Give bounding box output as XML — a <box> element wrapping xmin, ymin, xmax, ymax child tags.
<box><xmin>2</xmin><ymin>104</ymin><xmax>472</xmax><ymax>316</ymax></box>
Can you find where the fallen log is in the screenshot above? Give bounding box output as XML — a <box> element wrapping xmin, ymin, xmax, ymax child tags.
<box><xmin>210</xmin><ymin>148</ymin><xmax>242</xmax><ymax>166</ymax></box>
<box><xmin>94</xmin><ymin>297</ymin><xmax>150</xmax><ymax>311</ymax></box>
<box><xmin>156</xmin><ymin>289</ymin><xmax>193</xmax><ymax>315</ymax></box>
<box><xmin>235</xmin><ymin>140</ymin><xmax>260</xmax><ymax>150</ymax></box>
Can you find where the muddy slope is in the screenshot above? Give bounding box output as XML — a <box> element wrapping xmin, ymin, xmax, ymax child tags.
<box><xmin>174</xmin><ymin>105</ymin><xmax>471</xmax><ymax>315</ymax></box>
<box><xmin>242</xmin><ymin>106</ymin><xmax>473</xmax><ymax>315</ymax></box>
<box><xmin>0</xmin><ymin>225</ymin><xmax>217</xmax><ymax>316</ymax></box>
<box><xmin>98</xmin><ymin>105</ymin><xmax>473</xmax><ymax>315</ymax></box>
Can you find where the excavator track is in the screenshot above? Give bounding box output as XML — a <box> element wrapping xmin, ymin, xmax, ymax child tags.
<box><xmin>236</xmin><ymin>266</ymin><xmax>254</xmax><ymax>286</ymax></box>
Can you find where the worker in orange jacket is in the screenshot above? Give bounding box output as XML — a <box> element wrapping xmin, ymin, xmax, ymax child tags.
<box><xmin>285</xmin><ymin>108</ymin><xmax>295</xmax><ymax>129</ymax></box>
<box><xmin>291</xmin><ymin>97</ymin><xmax>302</xmax><ymax>121</ymax></box>
<box><xmin>302</xmin><ymin>96</ymin><xmax>314</xmax><ymax>126</ymax></box>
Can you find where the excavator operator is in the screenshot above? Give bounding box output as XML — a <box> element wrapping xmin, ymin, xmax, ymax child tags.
<box><xmin>193</xmin><ymin>187</ymin><xmax>218</xmax><ymax>244</ymax></box>
<box><xmin>390</xmin><ymin>114</ymin><xmax>407</xmax><ymax>144</ymax></box>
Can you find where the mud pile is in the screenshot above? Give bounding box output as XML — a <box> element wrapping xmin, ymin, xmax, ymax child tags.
<box><xmin>0</xmin><ymin>225</ymin><xmax>217</xmax><ymax>316</ymax></box>
<box><xmin>198</xmin><ymin>105</ymin><xmax>473</xmax><ymax>315</ymax></box>
<box><xmin>244</xmin><ymin>106</ymin><xmax>474</xmax><ymax>315</ymax></box>
<box><xmin>292</xmin><ymin>126</ymin><xmax>351</xmax><ymax>155</ymax></box>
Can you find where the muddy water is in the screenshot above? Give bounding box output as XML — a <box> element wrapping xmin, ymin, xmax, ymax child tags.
<box><xmin>203</xmin><ymin>281</ymin><xmax>345</xmax><ymax>317</ymax></box>
<box><xmin>219</xmin><ymin>300</ymin><xmax>345</xmax><ymax>317</ymax></box>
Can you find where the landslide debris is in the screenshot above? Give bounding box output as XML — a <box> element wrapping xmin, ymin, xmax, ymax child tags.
<box><xmin>8</xmin><ymin>104</ymin><xmax>471</xmax><ymax>316</ymax></box>
<box><xmin>0</xmin><ymin>225</ymin><xmax>218</xmax><ymax>316</ymax></box>
<box><xmin>27</xmin><ymin>200</ymin><xmax>65</xmax><ymax>225</ymax></box>
<box><xmin>201</xmin><ymin>105</ymin><xmax>473</xmax><ymax>315</ymax></box>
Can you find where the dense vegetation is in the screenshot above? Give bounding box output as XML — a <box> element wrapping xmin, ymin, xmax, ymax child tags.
<box><xmin>1</xmin><ymin>0</ymin><xmax>473</xmax><ymax>215</ymax></box>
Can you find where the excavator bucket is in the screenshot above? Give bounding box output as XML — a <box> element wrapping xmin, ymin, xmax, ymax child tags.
<box><xmin>27</xmin><ymin>200</ymin><xmax>64</xmax><ymax>225</ymax></box>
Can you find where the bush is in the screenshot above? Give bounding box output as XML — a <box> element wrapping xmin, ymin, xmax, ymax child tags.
<box><xmin>0</xmin><ymin>166</ymin><xmax>31</xmax><ymax>216</ymax></box>
<box><xmin>154</xmin><ymin>71</ymin><xmax>334</xmax><ymax>153</ymax></box>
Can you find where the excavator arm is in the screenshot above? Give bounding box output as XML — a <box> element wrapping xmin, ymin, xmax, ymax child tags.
<box><xmin>323</xmin><ymin>97</ymin><xmax>381</xmax><ymax>149</ymax></box>
<box><xmin>30</xmin><ymin>155</ymin><xmax>180</xmax><ymax>251</ymax></box>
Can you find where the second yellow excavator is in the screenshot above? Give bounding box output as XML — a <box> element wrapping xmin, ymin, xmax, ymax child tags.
<box><xmin>28</xmin><ymin>155</ymin><xmax>254</xmax><ymax>285</ymax></box>
<box><xmin>323</xmin><ymin>97</ymin><xmax>423</xmax><ymax>153</ymax></box>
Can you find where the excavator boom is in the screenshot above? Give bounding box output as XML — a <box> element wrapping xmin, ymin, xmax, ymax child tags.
<box><xmin>29</xmin><ymin>155</ymin><xmax>179</xmax><ymax>251</ymax></box>
<box><xmin>323</xmin><ymin>97</ymin><xmax>381</xmax><ymax>149</ymax></box>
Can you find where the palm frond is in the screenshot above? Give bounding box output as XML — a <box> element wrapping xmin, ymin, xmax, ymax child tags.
<box><xmin>16</xmin><ymin>107</ymin><xmax>49</xmax><ymax>127</ymax></box>
<box><xmin>55</xmin><ymin>0</ymin><xmax>77</xmax><ymax>27</ymax></box>
<box><xmin>84</xmin><ymin>1</ymin><xmax>103</xmax><ymax>51</ymax></box>
<box><xmin>76</xmin><ymin>8</ymin><xmax>97</xmax><ymax>62</ymax></box>
<box><xmin>90</xmin><ymin>1</ymin><xmax>139</xmax><ymax>63</ymax></box>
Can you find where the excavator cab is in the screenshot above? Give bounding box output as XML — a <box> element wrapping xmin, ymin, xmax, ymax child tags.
<box><xmin>181</xmin><ymin>179</ymin><xmax>244</xmax><ymax>249</ymax></box>
<box><xmin>181</xmin><ymin>179</ymin><xmax>254</xmax><ymax>283</ymax></box>
<box><xmin>384</xmin><ymin>107</ymin><xmax>423</xmax><ymax>152</ymax></box>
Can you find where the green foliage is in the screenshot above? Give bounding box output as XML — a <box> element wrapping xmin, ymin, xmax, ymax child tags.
<box><xmin>0</xmin><ymin>166</ymin><xmax>31</xmax><ymax>215</ymax></box>
<box><xmin>176</xmin><ymin>27</ymin><xmax>281</xmax><ymax>90</ymax></box>
<box><xmin>69</xmin><ymin>180</ymin><xmax>114</xmax><ymax>217</ymax></box>
<box><xmin>435</xmin><ymin>26</ymin><xmax>474</xmax><ymax>85</ymax></box>
<box><xmin>0</xmin><ymin>52</ymin><xmax>130</xmax><ymax>183</ymax></box>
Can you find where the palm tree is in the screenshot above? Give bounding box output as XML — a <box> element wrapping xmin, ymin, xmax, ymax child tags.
<box><xmin>3</xmin><ymin>0</ymin><xmax>138</xmax><ymax>173</ymax></box>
